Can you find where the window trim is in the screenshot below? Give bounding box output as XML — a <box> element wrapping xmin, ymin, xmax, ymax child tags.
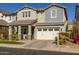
<box><xmin>38</xmin><ymin>28</ymin><xmax>42</xmax><ymax>31</ymax></box>
<box><xmin>22</xmin><ymin>11</ymin><xmax>31</xmax><ymax>18</ymax></box>
<box><xmin>22</xmin><ymin>12</ymin><xmax>25</xmax><ymax>17</ymax></box>
<box><xmin>54</xmin><ymin>28</ymin><xmax>59</xmax><ymax>31</ymax></box>
<box><xmin>51</xmin><ymin>9</ymin><xmax>57</xmax><ymax>18</ymax></box>
<box><xmin>28</xmin><ymin>11</ymin><xmax>31</xmax><ymax>17</ymax></box>
<box><xmin>9</xmin><ymin>16</ymin><xmax>12</xmax><ymax>20</ymax></box>
<box><xmin>43</xmin><ymin>28</ymin><xmax>47</xmax><ymax>31</ymax></box>
<box><xmin>25</xmin><ymin>12</ymin><xmax>27</xmax><ymax>17</ymax></box>
<box><xmin>49</xmin><ymin>28</ymin><xmax>53</xmax><ymax>31</ymax></box>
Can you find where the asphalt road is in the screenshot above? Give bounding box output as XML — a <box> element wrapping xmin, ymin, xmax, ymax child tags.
<box><xmin>0</xmin><ymin>47</ymin><xmax>79</xmax><ymax>55</ymax></box>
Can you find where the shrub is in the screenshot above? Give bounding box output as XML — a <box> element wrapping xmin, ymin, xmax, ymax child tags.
<box><xmin>59</xmin><ymin>35</ymin><xmax>66</xmax><ymax>45</ymax></box>
<box><xmin>55</xmin><ymin>35</ymin><xmax>66</xmax><ymax>45</ymax></box>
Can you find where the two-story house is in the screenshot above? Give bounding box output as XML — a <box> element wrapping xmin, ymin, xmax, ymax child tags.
<box><xmin>8</xmin><ymin>4</ymin><xmax>68</xmax><ymax>40</ymax></box>
<box><xmin>0</xmin><ymin>4</ymin><xmax>68</xmax><ymax>40</ymax></box>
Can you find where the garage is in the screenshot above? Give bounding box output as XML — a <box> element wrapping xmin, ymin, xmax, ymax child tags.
<box><xmin>36</xmin><ymin>27</ymin><xmax>60</xmax><ymax>40</ymax></box>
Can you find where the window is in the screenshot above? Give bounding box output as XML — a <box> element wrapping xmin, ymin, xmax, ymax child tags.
<box><xmin>25</xmin><ymin>12</ymin><xmax>27</xmax><ymax>17</ymax></box>
<box><xmin>51</xmin><ymin>9</ymin><xmax>57</xmax><ymax>18</ymax></box>
<box><xmin>54</xmin><ymin>28</ymin><xmax>59</xmax><ymax>31</ymax></box>
<box><xmin>38</xmin><ymin>28</ymin><xmax>42</xmax><ymax>31</ymax></box>
<box><xmin>43</xmin><ymin>28</ymin><xmax>47</xmax><ymax>31</ymax></box>
<box><xmin>22</xmin><ymin>12</ymin><xmax>25</xmax><ymax>17</ymax></box>
<box><xmin>28</xmin><ymin>11</ymin><xmax>31</xmax><ymax>17</ymax></box>
<box><xmin>10</xmin><ymin>16</ymin><xmax>11</xmax><ymax>20</ymax></box>
<box><xmin>1</xmin><ymin>16</ymin><xmax>3</xmax><ymax>18</ymax></box>
<box><xmin>22</xmin><ymin>11</ymin><xmax>31</xmax><ymax>17</ymax></box>
<box><xmin>49</xmin><ymin>28</ymin><xmax>53</xmax><ymax>31</ymax></box>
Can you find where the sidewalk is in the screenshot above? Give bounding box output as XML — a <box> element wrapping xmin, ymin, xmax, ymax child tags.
<box><xmin>0</xmin><ymin>40</ymin><xmax>79</xmax><ymax>54</ymax></box>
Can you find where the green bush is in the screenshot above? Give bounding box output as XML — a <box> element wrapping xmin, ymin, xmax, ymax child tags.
<box><xmin>55</xmin><ymin>35</ymin><xmax>66</xmax><ymax>45</ymax></box>
<box><xmin>59</xmin><ymin>35</ymin><xmax>66</xmax><ymax>45</ymax></box>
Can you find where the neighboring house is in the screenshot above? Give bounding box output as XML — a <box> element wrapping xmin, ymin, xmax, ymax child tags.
<box><xmin>0</xmin><ymin>9</ymin><xmax>16</xmax><ymax>23</ymax></box>
<box><xmin>0</xmin><ymin>4</ymin><xmax>68</xmax><ymax>40</ymax></box>
<box><xmin>0</xmin><ymin>20</ymin><xmax>8</xmax><ymax>39</ymax></box>
<box><xmin>74</xmin><ymin>5</ymin><xmax>79</xmax><ymax>32</ymax></box>
<box><xmin>0</xmin><ymin>9</ymin><xmax>16</xmax><ymax>39</ymax></box>
<box><xmin>75</xmin><ymin>5</ymin><xmax>79</xmax><ymax>22</ymax></box>
<box><xmin>67</xmin><ymin>22</ymin><xmax>73</xmax><ymax>33</ymax></box>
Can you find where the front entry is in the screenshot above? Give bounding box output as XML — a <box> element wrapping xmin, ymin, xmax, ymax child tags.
<box><xmin>21</xmin><ymin>26</ymin><xmax>28</xmax><ymax>40</ymax></box>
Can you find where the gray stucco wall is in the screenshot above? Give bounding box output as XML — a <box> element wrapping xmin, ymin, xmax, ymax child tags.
<box><xmin>44</xmin><ymin>6</ymin><xmax>64</xmax><ymax>22</ymax></box>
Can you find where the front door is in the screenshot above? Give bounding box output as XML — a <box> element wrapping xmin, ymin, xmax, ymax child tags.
<box><xmin>21</xmin><ymin>26</ymin><xmax>28</xmax><ymax>39</ymax></box>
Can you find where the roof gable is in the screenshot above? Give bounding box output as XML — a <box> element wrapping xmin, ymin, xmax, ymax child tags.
<box><xmin>16</xmin><ymin>5</ymin><xmax>37</xmax><ymax>13</ymax></box>
<box><xmin>0</xmin><ymin>9</ymin><xmax>11</xmax><ymax>15</ymax></box>
<box><xmin>0</xmin><ymin>20</ymin><xmax>8</xmax><ymax>26</ymax></box>
<box><xmin>37</xmin><ymin>3</ymin><xmax>66</xmax><ymax>11</ymax></box>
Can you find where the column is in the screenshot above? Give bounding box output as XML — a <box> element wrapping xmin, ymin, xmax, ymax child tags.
<box><xmin>28</xmin><ymin>25</ymin><xmax>32</xmax><ymax>40</ymax></box>
<box><xmin>34</xmin><ymin>27</ymin><xmax>36</xmax><ymax>40</ymax></box>
<box><xmin>9</xmin><ymin>26</ymin><xmax>12</xmax><ymax>41</ymax></box>
<box><xmin>18</xmin><ymin>26</ymin><xmax>21</xmax><ymax>40</ymax></box>
<box><xmin>59</xmin><ymin>27</ymin><xmax>62</xmax><ymax>32</ymax></box>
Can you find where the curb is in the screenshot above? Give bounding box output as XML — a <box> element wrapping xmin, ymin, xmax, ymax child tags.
<box><xmin>0</xmin><ymin>44</ymin><xmax>79</xmax><ymax>54</ymax></box>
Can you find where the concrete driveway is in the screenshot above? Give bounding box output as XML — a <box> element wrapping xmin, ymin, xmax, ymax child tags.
<box><xmin>0</xmin><ymin>40</ymin><xmax>79</xmax><ymax>54</ymax></box>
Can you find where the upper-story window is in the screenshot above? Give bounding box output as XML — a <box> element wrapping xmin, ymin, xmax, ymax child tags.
<box><xmin>51</xmin><ymin>9</ymin><xmax>57</xmax><ymax>18</ymax></box>
<box><xmin>1</xmin><ymin>16</ymin><xmax>3</xmax><ymax>18</ymax></box>
<box><xmin>22</xmin><ymin>11</ymin><xmax>31</xmax><ymax>17</ymax></box>
<box><xmin>10</xmin><ymin>16</ymin><xmax>12</xmax><ymax>20</ymax></box>
<box><xmin>22</xmin><ymin>12</ymin><xmax>25</xmax><ymax>17</ymax></box>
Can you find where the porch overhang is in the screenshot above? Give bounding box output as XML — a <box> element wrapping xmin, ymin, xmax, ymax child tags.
<box><xmin>35</xmin><ymin>22</ymin><xmax>64</xmax><ymax>26</ymax></box>
<box><xmin>0</xmin><ymin>20</ymin><xmax>8</xmax><ymax>26</ymax></box>
<box><xmin>9</xmin><ymin>20</ymin><xmax>37</xmax><ymax>26</ymax></box>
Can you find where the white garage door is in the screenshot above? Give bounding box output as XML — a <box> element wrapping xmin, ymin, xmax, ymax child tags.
<box><xmin>36</xmin><ymin>28</ymin><xmax>59</xmax><ymax>40</ymax></box>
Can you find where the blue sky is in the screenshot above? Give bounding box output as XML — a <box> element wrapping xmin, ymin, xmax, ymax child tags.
<box><xmin>0</xmin><ymin>3</ymin><xmax>77</xmax><ymax>22</ymax></box>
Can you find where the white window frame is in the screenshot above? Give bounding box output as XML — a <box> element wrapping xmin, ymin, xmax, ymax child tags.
<box><xmin>43</xmin><ymin>28</ymin><xmax>47</xmax><ymax>31</ymax></box>
<box><xmin>51</xmin><ymin>9</ymin><xmax>57</xmax><ymax>18</ymax></box>
<box><xmin>22</xmin><ymin>11</ymin><xmax>31</xmax><ymax>18</ymax></box>
<box><xmin>38</xmin><ymin>28</ymin><xmax>42</xmax><ymax>31</ymax></box>
<box><xmin>49</xmin><ymin>28</ymin><xmax>53</xmax><ymax>31</ymax></box>
<box><xmin>54</xmin><ymin>28</ymin><xmax>59</xmax><ymax>31</ymax></box>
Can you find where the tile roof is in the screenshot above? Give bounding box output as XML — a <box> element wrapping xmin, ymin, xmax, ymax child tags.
<box><xmin>0</xmin><ymin>20</ymin><xmax>8</xmax><ymax>26</ymax></box>
<box><xmin>9</xmin><ymin>20</ymin><xmax>37</xmax><ymax>26</ymax></box>
<box><xmin>16</xmin><ymin>5</ymin><xmax>37</xmax><ymax>13</ymax></box>
<box><xmin>0</xmin><ymin>9</ymin><xmax>12</xmax><ymax>15</ymax></box>
<box><xmin>35</xmin><ymin>22</ymin><xmax>64</xmax><ymax>26</ymax></box>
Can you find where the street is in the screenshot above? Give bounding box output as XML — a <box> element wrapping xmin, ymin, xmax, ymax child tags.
<box><xmin>0</xmin><ymin>47</ymin><xmax>79</xmax><ymax>55</ymax></box>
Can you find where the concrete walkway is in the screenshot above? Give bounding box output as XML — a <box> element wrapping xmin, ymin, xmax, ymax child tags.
<box><xmin>0</xmin><ymin>40</ymin><xmax>79</xmax><ymax>54</ymax></box>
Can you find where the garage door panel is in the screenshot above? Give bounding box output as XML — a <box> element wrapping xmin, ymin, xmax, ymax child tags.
<box><xmin>36</xmin><ymin>28</ymin><xmax>59</xmax><ymax>40</ymax></box>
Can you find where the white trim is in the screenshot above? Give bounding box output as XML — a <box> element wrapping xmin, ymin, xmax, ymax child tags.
<box><xmin>22</xmin><ymin>11</ymin><xmax>31</xmax><ymax>18</ymax></box>
<box><xmin>51</xmin><ymin>9</ymin><xmax>57</xmax><ymax>18</ymax></box>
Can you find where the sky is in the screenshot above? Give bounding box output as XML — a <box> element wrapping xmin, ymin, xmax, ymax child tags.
<box><xmin>0</xmin><ymin>3</ymin><xmax>77</xmax><ymax>22</ymax></box>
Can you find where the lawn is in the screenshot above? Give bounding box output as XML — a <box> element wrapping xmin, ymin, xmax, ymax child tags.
<box><xmin>0</xmin><ymin>39</ymin><xmax>24</xmax><ymax>44</ymax></box>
